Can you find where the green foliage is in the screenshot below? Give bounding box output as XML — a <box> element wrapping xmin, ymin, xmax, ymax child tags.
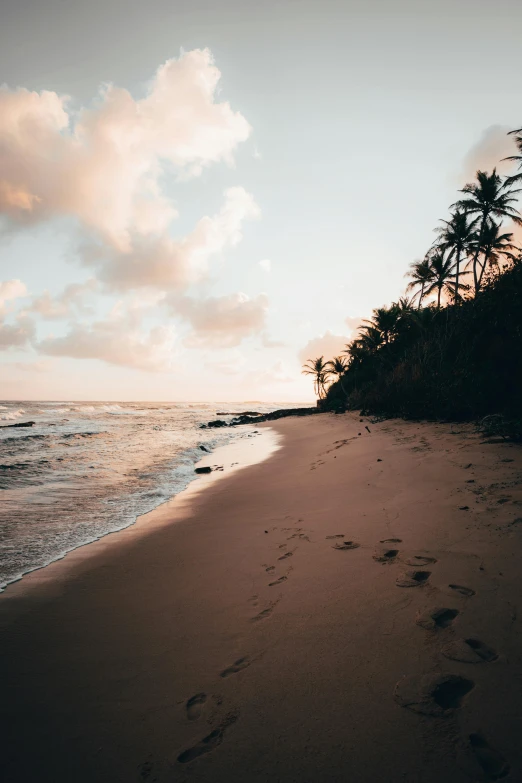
<box><xmin>315</xmin><ymin>126</ymin><xmax>522</xmax><ymax>430</ymax></box>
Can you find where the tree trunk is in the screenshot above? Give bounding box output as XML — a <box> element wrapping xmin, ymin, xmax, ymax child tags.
<box><xmin>454</xmin><ymin>249</ymin><xmax>461</xmax><ymax>304</ymax></box>
<box><xmin>437</xmin><ymin>285</ymin><xmax>442</xmax><ymax>309</ymax></box>
<box><xmin>472</xmin><ymin>213</ymin><xmax>488</xmax><ymax>294</ymax></box>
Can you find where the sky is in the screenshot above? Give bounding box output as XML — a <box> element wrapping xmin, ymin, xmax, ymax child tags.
<box><xmin>0</xmin><ymin>0</ymin><xmax>521</xmax><ymax>402</ymax></box>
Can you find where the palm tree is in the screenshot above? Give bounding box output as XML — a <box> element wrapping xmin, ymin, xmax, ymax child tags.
<box><xmin>433</xmin><ymin>210</ymin><xmax>478</xmax><ymax>304</ymax></box>
<box><xmin>405</xmin><ymin>258</ymin><xmax>433</xmax><ymax>307</ymax></box>
<box><xmin>362</xmin><ymin>304</ymin><xmax>401</xmax><ymax>345</ymax></box>
<box><xmin>326</xmin><ymin>356</ymin><xmax>348</xmax><ymax>393</ymax></box>
<box><xmin>423</xmin><ymin>251</ymin><xmax>467</xmax><ymax>309</ymax></box>
<box><xmin>473</xmin><ymin>221</ymin><xmax>520</xmax><ymax>288</ymax></box>
<box><xmin>452</xmin><ymin>169</ymin><xmax>522</xmax><ymax>293</ymax></box>
<box><xmin>503</xmin><ymin>127</ymin><xmax>522</xmax><ymax>186</ymax></box>
<box><xmin>302</xmin><ymin>356</ymin><xmax>330</xmax><ymax>399</ymax></box>
<box><xmin>358</xmin><ymin>325</ymin><xmax>385</xmax><ymax>352</ymax></box>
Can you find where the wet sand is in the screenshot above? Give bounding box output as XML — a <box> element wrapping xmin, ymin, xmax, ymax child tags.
<box><xmin>1</xmin><ymin>412</ymin><xmax>522</xmax><ymax>782</ymax></box>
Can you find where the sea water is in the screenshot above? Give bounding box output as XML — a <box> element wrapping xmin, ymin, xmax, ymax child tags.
<box><xmin>0</xmin><ymin>401</ymin><xmax>300</xmax><ymax>590</ymax></box>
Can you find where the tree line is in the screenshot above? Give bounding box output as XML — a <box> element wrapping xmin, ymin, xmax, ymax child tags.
<box><xmin>303</xmin><ymin>125</ymin><xmax>522</xmax><ymax>418</ymax></box>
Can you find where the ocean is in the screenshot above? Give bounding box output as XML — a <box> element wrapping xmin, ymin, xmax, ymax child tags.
<box><xmin>0</xmin><ymin>400</ymin><xmax>300</xmax><ymax>591</ymax></box>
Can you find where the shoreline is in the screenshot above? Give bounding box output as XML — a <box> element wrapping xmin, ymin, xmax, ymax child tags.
<box><xmin>1</xmin><ymin>412</ymin><xmax>522</xmax><ymax>782</ymax></box>
<box><xmin>0</xmin><ymin>424</ymin><xmax>281</xmax><ymax>600</ymax></box>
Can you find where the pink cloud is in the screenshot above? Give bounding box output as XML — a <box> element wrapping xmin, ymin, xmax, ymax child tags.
<box><xmin>297</xmin><ymin>331</ymin><xmax>350</xmax><ymax>365</ymax></box>
<box><xmin>0</xmin><ymin>49</ymin><xmax>251</xmax><ymax>253</ymax></box>
<box><xmin>174</xmin><ymin>292</ymin><xmax>269</xmax><ymax>348</ymax></box>
<box><xmin>88</xmin><ymin>186</ymin><xmax>259</xmax><ymax>291</ymax></box>
<box><xmin>29</xmin><ymin>279</ymin><xmax>98</xmax><ymax>319</ymax></box>
<box><xmin>460</xmin><ymin>125</ymin><xmax>518</xmax><ymax>182</ymax></box>
<box><xmin>38</xmin><ymin>319</ymin><xmax>177</xmax><ymax>371</ymax></box>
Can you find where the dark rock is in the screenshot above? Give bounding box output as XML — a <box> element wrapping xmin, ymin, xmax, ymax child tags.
<box><xmin>195</xmin><ymin>466</ymin><xmax>212</xmax><ymax>474</ymax></box>
<box><xmin>377</xmin><ymin>458</ymin><xmax>382</xmax><ymax>462</ymax></box>
<box><xmin>1</xmin><ymin>420</ymin><xmax>36</xmax><ymax>428</ymax></box>
<box><xmin>203</xmin><ymin>407</ymin><xmax>319</xmax><ymax>428</ymax></box>
<box><xmin>216</xmin><ymin>411</ymin><xmax>261</xmax><ymax>416</ymax></box>
<box><xmin>199</xmin><ymin>445</ymin><xmax>209</xmax><ymax>451</ymax></box>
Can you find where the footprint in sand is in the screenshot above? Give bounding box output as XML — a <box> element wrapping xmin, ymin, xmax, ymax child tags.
<box><xmin>177</xmin><ymin>714</ymin><xmax>238</xmax><ymax>764</ymax></box>
<box><xmin>251</xmin><ymin>600</ymin><xmax>279</xmax><ymax>623</ymax></box>
<box><xmin>326</xmin><ymin>534</ymin><xmax>345</xmax><ymax>539</ymax></box>
<box><xmin>469</xmin><ymin>734</ymin><xmax>510</xmax><ymax>780</ymax></box>
<box><xmin>396</xmin><ymin>570</ymin><xmax>431</xmax><ymax>587</ymax></box>
<box><xmin>265</xmin><ymin>566</ymin><xmax>275</xmax><ymax>573</ymax></box>
<box><xmin>373</xmin><ymin>548</ymin><xmax>399</xmax><ymax>562</ymax></box>
<box><xmin>442</xmin><ymin>638</ymin><xmax>498</xmax><ymax>663</ymax></box>
<box><xmin>220</xmin><ymin>658</ymin><xmax>250</xmax><ymax>678</ymax></box>
<box><xmin>381</xmin><ymin>538</ymin><xmax>402</xmax><ymax>543</ymax></box>
<box><xmin>449</xmin><ymin>584</ymin><xmax>476</xmax><ymax>597</ymax></box>
<box><xmin>333</xmin><ymin>541</ymin><xmax>360</xmax><ymax>551</ymax></box>
<box><xmin>416</xmin><ymin>607</ymin><xmax>459</xmax><ymax>630</ymax></box>
<box><xmin>269</xmin><ymin>575</ymin><xmax>288</xmax><ymax>587</ymax></box>
<box><xmin>186</xmin><ymin>693</ymin><xmax>207</xmax><ymax>721</ymax></box>
<box><xmin>394</xmin><ymin>673</ymin><xmax>474</xmax><ymax>716</ymax></box>
<box><xmin>404</xmin><ymin>555</ymin><xmax>437</xmax><ymax>566</ymax></box>
<box><xmin>278</xmin><ymin>551</ymin><xmax>293</xmax><ymax>561</ymax></box>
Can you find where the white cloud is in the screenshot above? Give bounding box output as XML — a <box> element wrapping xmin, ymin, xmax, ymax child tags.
<box><xmin>0</xmin><ymin>317</ymin><xmax>35</xmax><ymax>350</ymax></box>
<box><xmin>0</xmin><ymin>49</ymin><xmax>251</xmax><ymax>251</ymax></box>
<box><xmin>29</xmin><ymin>279</ymin><xmax>98</xmax><ymax>319</ymax></box>
<box><xmin>0</xmin><ymin>279</ymin><xmax>27</xmax><ymax>314</ymax></box>
<box><xmin>0</xmin><ymin>279</ymin><xmax>33</xmax><ymax>349</ymax></box>
<box><xmin>345</xmin><ymin>315</ymin><xmax>365</xmax><ymax>335</ymax></box>
<box><xmin>259</xmin><ymin>258</ymin><xmax>271</xmax><ymax>272</ymax></box>
<box><xmin>460</xmin><ymin>125</ymin><xmax>518</xmax><ymax>182</ymax></box>
<box><xmin>174</xmin><ymin>291</ymin><xmax>268</xmax><ymax>348</ymax></box>
<box><xmin>297</xmin><ymin>331</ymin><xmax>350</xmax><ymax>365</ymax></box>
<box><xmin>38</xmin><ymin>319</ymin><xmax>177</xmax><ymax>371</ymax></box>
<box><xmin>87</xmin><ymin>186</ymin><xmax>259</xmax><ymax>291</ymax></box>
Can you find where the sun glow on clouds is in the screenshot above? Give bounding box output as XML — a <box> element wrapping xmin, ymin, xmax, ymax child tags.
<box><xmin>0</xmin><ymin>50</ymin><xmax>281</xmax><ymax>385</ymax></box>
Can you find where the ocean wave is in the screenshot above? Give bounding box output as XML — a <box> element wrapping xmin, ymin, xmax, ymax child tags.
<box><xmin>0</xmin><ymin>409</ymin><xmax>25</xmax><ymax>421</ymax></box>
<box><xmin>61</xmin><ymin>431</ymin><xmax>106</xmax><ymax>440</ymax></box>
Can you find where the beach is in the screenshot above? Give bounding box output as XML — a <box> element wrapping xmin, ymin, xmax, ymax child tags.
<box><xmin>1</xmin><ymin>412</ymin><xmax>521</xmax><ymax>782</ymax></box>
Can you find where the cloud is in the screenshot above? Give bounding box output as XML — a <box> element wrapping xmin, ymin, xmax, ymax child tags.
<box><xmin>259</xmin><ymin>258</ymin><xmax>271</xmax><ymax>272</ymax></box>
<box><xmin>0</xmin><ymin>317</ymin><xmax>35</xmax><ymax>350</ymax></box>
<box><xmin>297</xmin><ymin>331</ymin><xmax>350</xmax><ymax>365</ymax></box>
<box><xmin>344</xmin><ymin>315</ymin><xmax>365</xmax><ymax>335</ymax></box>
<box><xmin>0</xmin><ymin>279</ymin><xmax>27</xmax><ymax>314</ymax></box>
<box><xmin>205</xmin><ymin>350</ymin><xmax>247</xmax><ymax>375</ymax></box>
<box><xmin>0</xmin><ymin>49</ymin><xmax>251</xmax><ymax>252</ymax></box>
<box><xmin>261</xmin><ymin>332</ymin><xmax>285</xmax><ymax>348</ymax></box>
<box><xmin>460</xmin><ymin>125</ymin><xmax>518</xmax><ymax>182</ymax></box>
<box><xmin>0</xmin><ymin>279</ymin><xmax>33</xmax><ymax>349</ymax></box>
<box><xmin>242</xmin><ymin>361</ymin><xmax>293</xmax><ymax>386</ymax></box>
<box><xmin>38</xmin><ymin>319</ymin><xmax>177</xmax><ymax>371</ymax></box>
<box><xmin>87</xmin><ymin>186</ymin><xmax>259</xmax><ymax>291</ymax></box>
<box><xmin>174</xmin><ymin>292</ymin><xmax>268</xmax><ymax>348</ymax></box>
<box><xmin>3</xmin><ymin>360</ymin><xmax>55</xmax><ymax>373</ymax></box>
<box><xmin>29</xmin><ymin>279</ymin><xmax>98</xmax><ymax>319</ymax></box>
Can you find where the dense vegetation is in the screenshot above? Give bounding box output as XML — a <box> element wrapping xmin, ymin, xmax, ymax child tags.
<box><xmin>303</xmin><ymin>126</ymin><xmax>522</xmax><ymax>432</ymax></box>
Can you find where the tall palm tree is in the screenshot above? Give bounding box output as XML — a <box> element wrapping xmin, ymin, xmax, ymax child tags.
<box><xmin>405</xmin><ymin>258</ymin><xmax>433</xmax><ymax>307</ymax></box>
<box><xmin>423</xmin><ymin>251</ymin><xmax>467</xmax><ymax>309</ymax></box>
<box><xmin>452</xmin><ymin>169</ymin><xmax>522</xmax><ymax>293</ymax></box>
<box><xmin>473</xmin><ymin>221</ymin><xmax>520</xmax><ymax>288</ymax></box>
<box><xmin>362</xmin><ymin>304</ymin><xmax>401</xmax><ymax>345</ymax></box>
<box><xmin>302</xmin><ymin>356</ymin><xmax>330</xmax><ymax>399</ymax></box>
<box><xmin>433</xmin><ymin>210</ymin><xmax>478</xmax><ymax>304</ymax></box>
<box><xmin>326</xmin><ymin>356</ymin><xmax>348</xmax><ymax>393</ymax></box>
<box><xmin>357</xmin><ymin>325</ymin><xmax>385</xmax><ymax>352</ymax></box>
<box><xmin>503</xmin><ymin>127</ymin><xmax>522</xmax><ymax>186</ymax></box>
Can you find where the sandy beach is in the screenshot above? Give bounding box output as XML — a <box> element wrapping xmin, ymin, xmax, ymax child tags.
<box><xmin>1</xmin><ymin>412</ymin><xmax>522</xmax><ymax>782</ymax></box>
